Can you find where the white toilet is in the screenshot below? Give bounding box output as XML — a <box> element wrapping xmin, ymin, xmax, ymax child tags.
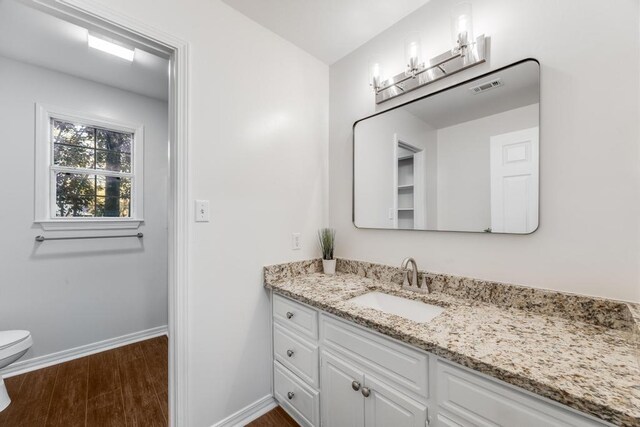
<box><xmin>0</xmin><ymin>330</ymin><xmax>33</xmax><ymax>411</ymax></box>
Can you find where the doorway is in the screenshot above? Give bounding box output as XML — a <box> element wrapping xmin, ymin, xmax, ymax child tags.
<box><xmin>393</xmin><ymin>136</ymin><xmax>426</xmax><ymax>230</ymax></box>
<box><xmin>0</xmin><ymin>0</ymin><xmax>188</xmax><ymax>425</ymax></box>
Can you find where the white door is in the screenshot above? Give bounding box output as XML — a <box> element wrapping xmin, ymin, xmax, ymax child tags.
<box><xmin>489</xmin><ymin>127</ymin><xmax>539</xmax><ymax>233</ymax></box>
<box><xmin>364</xmin><ymin>374</ymin><xmax>428</xmax><ymax>427</ymax></box>
<box><xmin>321</xmin><ymin>351</ymin><xmax>365</xmax><ymax>427</ymax></box>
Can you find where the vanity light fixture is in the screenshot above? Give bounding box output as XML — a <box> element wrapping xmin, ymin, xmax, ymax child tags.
<box><xmin>370</xmin><ymin>2</ymin><xmax>487</xmax><ymax>104</ymax></box>
<box><xmin>88</xmin><ymin>34</ymin><xmax>135</xmax><ymax>61</ymax></box>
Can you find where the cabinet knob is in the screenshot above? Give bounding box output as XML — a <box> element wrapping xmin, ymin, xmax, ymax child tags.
<box><xmin>361</xmin><ymin>387</ymin><xmax>371</xmax><ymax>398</ymax></box>
<box><xmin>351</xmin><ymin>381</ymin><xmax>361</xmax><ymax>391</ymax></box>
<box><xmin>286</xmin><ymin>349</ymin><xmax>294</xmax><ymax>357</ymax></box>
<box><xmin>287</xmin><ymin>391</ymin><xmax>295</xmax><ymax>400</ymax></box>
<box><xmin>286</xmin><ymin>311</ymin><xmax>294</xmax><ymax>319</ymax></box>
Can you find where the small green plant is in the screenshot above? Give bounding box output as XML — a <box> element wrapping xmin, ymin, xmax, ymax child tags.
<box><xmin>318</xmin><ymin>228</ymin><xmax>336</xmax><ymax>260</ymax></box>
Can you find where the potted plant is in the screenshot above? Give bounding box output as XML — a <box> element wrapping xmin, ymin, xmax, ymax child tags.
<box><xmin>318</xmin><ymin>228</ymin><xmax>336</xmax><ymax>275</ymax></box>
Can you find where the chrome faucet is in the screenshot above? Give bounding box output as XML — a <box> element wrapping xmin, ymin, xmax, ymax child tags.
<box><xmin>401</xmin><ymin>257</ymin><xmax>418</xmax><ymax>287</ymax></box>
<box><xmin>401</xmin><ymin>257</ymin><xmax>429</xmax><ymax>293</ymax></box>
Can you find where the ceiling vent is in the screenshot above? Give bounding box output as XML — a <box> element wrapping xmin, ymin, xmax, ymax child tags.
<box><xmin>469</xmin><ymin>78</ymin><xmax>503</xmax><ymax>94</ymax></box>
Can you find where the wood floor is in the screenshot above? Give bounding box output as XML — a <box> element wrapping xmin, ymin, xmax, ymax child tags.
<box><xmin>246</xmin><ymin>406</ymin><xmax>298</xmax><ymax>427</ymax></box>
<box><xmin>0</xmin><ymin>335</ymin><xmax>168</xmax><ymax>427</ymax></box>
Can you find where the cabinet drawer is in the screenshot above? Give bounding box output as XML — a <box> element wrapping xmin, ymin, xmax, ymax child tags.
<box><xmin>436</xmin><ymin>361</ymin><xmax>609</xmax><ymax>427</ymax></box>
<box><xmin>274</xmin><ymin>323</ymin><xmax>319</xmax><ymax>387</ymax></box>
<box><xmin>320</xmin><ymin>315</ymin><xmax>429</xmax><ymax>400</ymax></box>
<box><xmin>274</xmin><ymin>294</ymin><xmax>318</xmax><ymax>339</ymax></box>
<box><xmin>274</xmin><ymin>361</ymin><xmax>320</xmax><ymax>427</ymax></box>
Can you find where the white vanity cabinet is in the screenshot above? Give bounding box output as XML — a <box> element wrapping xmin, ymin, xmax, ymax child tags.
<box><xmin>321</xmin><ymin>350</ymin><xmax>427</xmax><ymax>427</ymax></box>
<box><xmin>320</xmin><ymin>314</ymin><xmax>429</xmax><ymax>427</ymax></box>
<box><xmin>271</xmin><ymin>293</ymin><xmax>611</xmax><ymax>427</ymax></box>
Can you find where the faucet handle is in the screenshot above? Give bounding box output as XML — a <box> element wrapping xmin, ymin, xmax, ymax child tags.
<box><xmin>421</xmin><ymin>274</ymin><xmax>430</xmax><ymax>294</ymax></box>
<box><xmin>402</xmin><ymin>270</ymin><xmax>411</xmax><ymax>287</ymax></box>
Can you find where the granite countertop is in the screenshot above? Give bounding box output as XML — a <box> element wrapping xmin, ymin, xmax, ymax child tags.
<box><xmin>264</xmin><ymin>259</ymin><xmax>640</xmax><ymax>427</ymax></box>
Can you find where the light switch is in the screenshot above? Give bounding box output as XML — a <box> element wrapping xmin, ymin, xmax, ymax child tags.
<box><xmin>195</xmin><ymin>200</ymin><xmax>210</xmax><ymax>222</ymax></box>
<box><xmin>292</xmin><ymin>233</ymin><xmax>302</xmax><ymax>250</ymax></box>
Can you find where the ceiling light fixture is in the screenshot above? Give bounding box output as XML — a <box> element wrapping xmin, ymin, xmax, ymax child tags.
<box><xmin>88</xmin><ymin>34</ymin><xmax>135</xmax><ymax>61</ymax></box>
<box><xmin>369</xmin><ymin>2</ymin><xmax>487</xmax><ymax>104</ymax></box>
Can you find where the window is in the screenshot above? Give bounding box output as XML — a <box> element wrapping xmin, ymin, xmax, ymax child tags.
<box><xmin>35</xmin><ymin>104</ymin><xmax>144</xmax><ymax>230</ymax></box>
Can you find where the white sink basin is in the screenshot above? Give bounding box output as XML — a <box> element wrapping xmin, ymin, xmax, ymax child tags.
<box><xmin>347</xmin><ymin>292</ymin><xmax>445</xmax><ymax>323</ymax></box>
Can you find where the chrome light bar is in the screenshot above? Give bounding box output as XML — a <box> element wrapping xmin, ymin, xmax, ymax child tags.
<box><xmin>374</xmin><ymin>34</ymin><xmax>487</xmax><ymax>104</ymax></box>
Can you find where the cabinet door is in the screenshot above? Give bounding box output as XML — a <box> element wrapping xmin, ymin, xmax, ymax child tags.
<box><xmin>321</xmin><ymin>350</ymin><xmax>365</xmax><ymax>427</ymax></box>
<box><xmin>364</xmin><ymin>374</ymin><xmax>428</xmax><ymax>427</ymax></box>
<box><xmin>436</xmin><ymin>361</ymin><xmax>608</xmax><ymax>427</ymax></box>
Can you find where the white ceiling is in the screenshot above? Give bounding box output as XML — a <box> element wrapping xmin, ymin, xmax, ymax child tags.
<box><xmin>404</xmin><ymin>61</ymin><xmax>540</xmax><ymax>128</ymax></box>
<box><xmin>0</xmin><ymin>0</ymin><xmax>169</xmax><ymax>101</ymax></box>
<box><xmin>222</xmin><ymin>0</ymin><xmax>432</xmax><ymax>64</ymax></box>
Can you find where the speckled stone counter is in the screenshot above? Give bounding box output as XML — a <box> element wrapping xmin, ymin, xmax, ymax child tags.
<box><xmin>264</xmin><ymin>258</ymin><xmax>640</xmax><ymax>427</ymax></box>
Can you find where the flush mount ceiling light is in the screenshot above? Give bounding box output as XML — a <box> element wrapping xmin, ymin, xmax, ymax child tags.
<box><xmin>369</xmin><ymin>1</ymin><xmax>487</xmax><ymax>104</ymax></box>
<box><xmin>88</xmin><ymin>34</ymin><xmax>135</xmax><ymax>61</ymax></box>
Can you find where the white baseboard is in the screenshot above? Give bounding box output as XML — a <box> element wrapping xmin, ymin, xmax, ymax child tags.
<box><xmin>0</xmin><ymin>325</ymin><xmax>168</xmax><ymax>378</ymax></box>
<box><xmin>212</xmin><ymin>394</ymin><xmax>277</xmax><ymax>427</ymax></box>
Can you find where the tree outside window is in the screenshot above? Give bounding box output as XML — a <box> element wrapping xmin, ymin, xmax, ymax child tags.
<box><xmin>52</xmin><ymin>119</ymin><xmax>133</xmax><ymax>218</ymax></box>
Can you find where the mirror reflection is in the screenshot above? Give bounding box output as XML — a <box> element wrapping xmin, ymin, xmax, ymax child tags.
<box><xmin>354</xmin><ymin>60</ymin><xmax>540</xmax><ymax>234</ymax></box>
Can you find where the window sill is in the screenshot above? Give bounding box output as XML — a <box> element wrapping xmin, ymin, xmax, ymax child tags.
<box><xmin>35</xmin><ymin>219</ymin><xmax>143</xmax><ymax>231</ymax></box>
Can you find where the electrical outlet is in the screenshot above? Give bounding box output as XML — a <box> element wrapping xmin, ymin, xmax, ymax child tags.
<box><xmin>195</xmin><ymin>200</ymin><xmax>210</xmax><ymax>222</ymax></box>
<box><xmin>292</xmin><ymin>233</ymin><xmax>302</xmax><ymax>250</ymax></box>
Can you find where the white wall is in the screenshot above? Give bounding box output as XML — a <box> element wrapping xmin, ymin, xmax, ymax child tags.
<box><xmin>73</xmin><ymin>0</ymin><xmax>329</xmax><ymax>425</ymax></box>
<box><xmin>330</xmin><ymin>0</ymin><xmax>640</xmax><ymax>302</ymax></box>
<box><xmin>436</xmin><ymin>103</ymin><xmax>538</xmax><ymax>231</ymax></box>
<box><xmin>0</xmin><ymin>56</ymin><xmax>168</xmax><ymax>361</ymax></box>
<box><xmin>354</xmin><ymin>109</ymin><xmax>435</xmax><ymax>228</ymax></box>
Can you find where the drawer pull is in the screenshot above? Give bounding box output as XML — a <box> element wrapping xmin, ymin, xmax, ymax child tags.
<box><xmin>361</xmin><ymin>387</ymin><xmax>371</xmax><ymax>398</ymax></box>
<box><xmin>286</xmin><ymin>349</ymin><xmax>294</xmax><ymax>357</ymax></box>
<box><xmin>286</xmin><ymin>311</ymin><xmax>294</xmax><ymax>319</ymax></box>
<box><xmin>351</xmin><ymin>381</ymin><xmax>361</xmax><ymax>391</ymax></box>
<box><xmin>287</xmin><ymin>391</ymin><xmax>295</xmax><ymax>400</ymax></box>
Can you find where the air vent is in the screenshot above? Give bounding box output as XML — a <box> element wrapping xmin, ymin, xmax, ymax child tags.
<box><xmin>469</xmin><ymin>78</ymin><xmax>503</xmax><ymax>94</ymax></box>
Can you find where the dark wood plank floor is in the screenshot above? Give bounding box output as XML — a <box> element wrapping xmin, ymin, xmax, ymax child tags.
<box><xmin>246</xmin><ymin>406</ymin><xmax>298</xmax><ymax>427</ymax></box>
<box><xmin>0</xmin><ymin>335</ymin><xmax>168</xmax><ymax>427</ymax></box>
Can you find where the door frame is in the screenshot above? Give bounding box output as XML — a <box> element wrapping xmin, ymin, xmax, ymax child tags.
<box><xmin>25</xmin><ymin>0</ymin><xmax>191</xmax><ymax>425</ymax></box>
<box><xmin>392</xmin><ymin>134</ymin><xmax>425</xmax><ymax>229</ymax></box>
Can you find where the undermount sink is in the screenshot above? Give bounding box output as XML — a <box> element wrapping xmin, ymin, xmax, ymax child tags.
<box><xmin>347</xmin><ymin>292</ymin><xmax>445</xmax><ymax>323</ymax></box>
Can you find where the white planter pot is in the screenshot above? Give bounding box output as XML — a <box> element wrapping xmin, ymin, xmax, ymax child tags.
<box><xmin>322</xmin><ymin>259</ymin><xmax>336</xmax><ymax>275</ymax></box>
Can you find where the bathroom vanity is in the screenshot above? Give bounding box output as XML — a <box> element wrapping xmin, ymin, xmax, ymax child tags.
<box><xmin>264</xmin><ymin>259</ymin><xmax>640</xmax><ymax>427</ymax></box>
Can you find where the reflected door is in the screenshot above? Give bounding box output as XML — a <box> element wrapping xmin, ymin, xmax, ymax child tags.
<box><xmin>489</xmin><ymin>127</ymin><xmax>539</xmax><ymax>233</ymax></box>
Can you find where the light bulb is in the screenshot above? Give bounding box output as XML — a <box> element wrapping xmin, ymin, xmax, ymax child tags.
<box><xmin>404</xmin><ymin>33</ymin><xmax>422</xmax><ymax>74</ymax></box>
<box><xmin>451</xmin><ymin>2</ymin><xmax>474</xmax><ymax>49</ymax></box>
<box><xmin>372</xmin><ymin>63</ymin><xmax>380</xmax><ymax>79</ymax></box>
<box><xmin>368</xmin><ymin>57</ymin><xmax>383</xmax><ymax>91</ymax></box>
<box><xmin>408</xmin><ymin>42</ymin><xmax>419</xmax><ymax>60</ymax></box>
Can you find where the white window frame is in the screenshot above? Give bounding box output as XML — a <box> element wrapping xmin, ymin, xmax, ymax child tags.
<box><xmin>35</xmin><ymin>103</ymin><xmax>144</xmax><ymax>231</ymax></box>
